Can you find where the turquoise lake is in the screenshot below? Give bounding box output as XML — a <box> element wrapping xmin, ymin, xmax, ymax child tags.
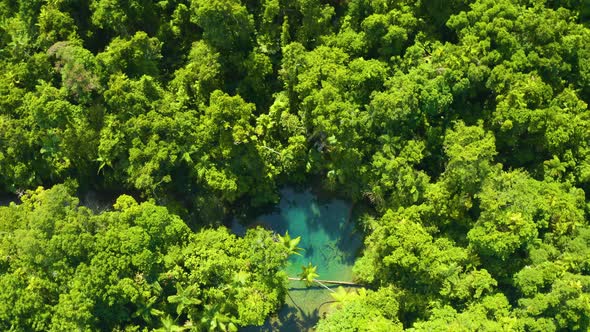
<box><xmin>232</xmin><ymin>188</ymin><xmax>363</xmax><ymax>331</ymax></box>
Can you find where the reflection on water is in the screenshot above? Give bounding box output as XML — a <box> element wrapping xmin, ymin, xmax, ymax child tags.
<box><xmin>233</xmin><ymin>188</ymin><xmax>363</xmax><ymax>331</ymax></box>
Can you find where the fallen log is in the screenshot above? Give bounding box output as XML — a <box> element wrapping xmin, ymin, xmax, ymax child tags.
<box><xmin>287</xmin><ymin>277</ymin><xmax>362</xmax><ymax>286</ymax></box>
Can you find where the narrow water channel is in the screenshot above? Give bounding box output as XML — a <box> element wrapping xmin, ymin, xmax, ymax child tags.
<box><xmin>232</xmin><ymin>188</ymin><xmax>363</xmax><ymax>331</ymax></box>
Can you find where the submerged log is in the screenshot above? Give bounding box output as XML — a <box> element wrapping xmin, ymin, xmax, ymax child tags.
<box><xmin>287</xmin><ymin>277</ymin><xmax>362</xmax><ymax>286</ymax></box>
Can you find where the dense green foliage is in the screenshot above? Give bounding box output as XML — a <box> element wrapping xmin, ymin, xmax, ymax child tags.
<box><xmin>1</xmin><ymin>0</ymin><xmax>590</xmax><ymax>330</ymax></box>
<box><xmin>0</xmin><ymin>184</ymin><xmax>290</xmax><ymax>330</ymax></box>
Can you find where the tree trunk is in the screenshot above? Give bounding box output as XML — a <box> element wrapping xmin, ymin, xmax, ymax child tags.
<box><xmin>287</xmin><ymin>277</ymin><xmax>362</xmax><ymax>286</ymax></box>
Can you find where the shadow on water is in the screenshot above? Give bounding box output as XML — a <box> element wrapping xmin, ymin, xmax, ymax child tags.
<box><xmin>0</xmin><ymin>193</ymin><xmax>18</xmax><ymax>207</ymax></box>
<box><xmin>233</xmin><ymin>188</ymin><xmax>364</xmax><ymax>331</ymax></box>
<box><xmin>240</xmin><ymin>290</ymin><xmax>321</xmax><ymax>332</ymax></box>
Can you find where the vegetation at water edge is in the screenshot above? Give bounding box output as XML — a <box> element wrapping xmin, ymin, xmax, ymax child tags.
<box><xmin>1</xmin><ymin>0</ymin><xmax>590</xmax><ymax>330</ymax></box>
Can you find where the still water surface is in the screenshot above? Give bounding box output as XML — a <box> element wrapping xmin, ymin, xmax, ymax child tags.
<box><xmin>233</xmin><ymin>188</ymin><xmax>362</xmax><ymax>331</ymax></box>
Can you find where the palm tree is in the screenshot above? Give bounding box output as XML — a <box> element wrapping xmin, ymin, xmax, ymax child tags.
<box><xmin>167</xmin><ymin>284</ymin><xmax>201</xmax><ymax>317</ymax></box>
<box><xmin>155</xmin><ymin>315</ymin><xmax>189</xmax><ymax>332</ymax></box>
<box><xmin>133</xmin><ymin>294</ymin><xmax>163</xmax><ymax>324</ymax></box>
<box><xmin>278</xmin><ymin>231</ymin><xmax>303</xmax><ymax>256</ymax></box>
<box><xmin>298</xmin><ymin>263</ymin><xmax>334</xmax><ymax>292</ymax></box>
<box><xmin>200</xmin><ymin>304</ymin><xmax>238</xmax><ymax>332</ymax></box>
<box><xmin>299</xmin><ymin>262</ymin><xmax>319</xmax><ymax>287</ymax></box>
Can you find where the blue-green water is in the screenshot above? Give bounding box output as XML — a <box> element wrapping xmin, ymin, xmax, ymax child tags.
<box><xmin>233</xmin><ymin>188</ymin><xmax>362</xmax><ymax>331</ymax></box>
